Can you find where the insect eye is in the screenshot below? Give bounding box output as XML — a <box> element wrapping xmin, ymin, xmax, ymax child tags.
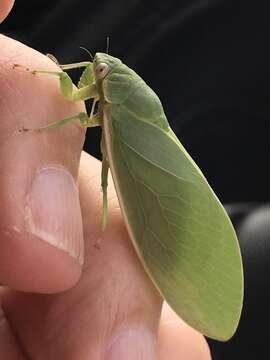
<box><xmin>95</xmin><ymin>63</ymin><xmax>109</xmax><ymax>79</ymax></box>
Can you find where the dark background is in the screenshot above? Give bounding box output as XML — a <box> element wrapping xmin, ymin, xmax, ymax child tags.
<box><xmin>1</xmin><ymin>0</ymin><xmax>270</xmax><ymax>358</ymax></box>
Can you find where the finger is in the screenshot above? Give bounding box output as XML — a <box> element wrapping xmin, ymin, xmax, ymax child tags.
<box><xmin>0</xmin><ymin>305</ymin><xmax>26</xmax><ymax>360</ymax></box>
<box><xmin>158</xmin><ymin>303</ymin><xmax>211</xmax><ymax>360</ymax></box>
<box><xmin>1</xmin><ymin>152</ymin><xmax>163</xmax><ymax>360</ymax></box>
<box><xmin>0</xmin><ymin>0</ymin><xmax>14</xmax><ymax>23</ymax></box>
<box><xmin>0</xmin><ymin>35</ymin><xmax>85</xmax><ymax>292</ymax></box>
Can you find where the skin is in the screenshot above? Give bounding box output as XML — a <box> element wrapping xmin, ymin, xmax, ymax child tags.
<box><xmin>0</xmin><ymin>1</ymin><xmax>211</xmax><ymax>358</ymax></box>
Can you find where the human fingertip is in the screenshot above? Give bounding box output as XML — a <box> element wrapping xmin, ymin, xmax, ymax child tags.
<box><xmin>0</xmin><ymin>165</ymin><xmax>84</xmax><ymax>293</ymax></box>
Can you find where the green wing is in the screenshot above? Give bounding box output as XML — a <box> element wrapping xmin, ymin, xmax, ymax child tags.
<box><xmin>103</xmin><ymin>102</ymin><xmax>243</xmax><ymax>341</ymax></box>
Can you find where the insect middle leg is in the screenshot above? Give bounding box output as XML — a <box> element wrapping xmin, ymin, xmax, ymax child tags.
<box><xmin>20</xmin><ymin>111</ymin><xmax>102</xmax><ymax>133</ymax></box>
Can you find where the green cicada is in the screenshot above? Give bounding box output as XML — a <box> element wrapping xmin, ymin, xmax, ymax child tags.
<box><xmin>23</xmin><ymin>52</ymin><xmax>243</xmax><ymax>341</ymax></box>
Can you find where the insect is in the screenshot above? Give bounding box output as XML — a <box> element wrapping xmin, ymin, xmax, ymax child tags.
<box><xmin>20</xmin><ymin>52</ymin><xmax>243</xmax><ymax>341</ymax></box>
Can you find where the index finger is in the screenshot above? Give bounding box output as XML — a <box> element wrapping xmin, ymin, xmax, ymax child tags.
<box><xmin>0</xmin><ymin>0</ymin><xmax>14</xmax><ymax>23</ymax></box>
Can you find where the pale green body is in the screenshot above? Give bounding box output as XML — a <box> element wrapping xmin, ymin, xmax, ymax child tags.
<box><xmin>27</xmin><ymin>53</ymin><xmax>243</xmax><ymax>340</ymax></box>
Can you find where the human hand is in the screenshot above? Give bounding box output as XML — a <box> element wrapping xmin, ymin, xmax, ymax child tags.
<box><xmin>0</xmin><ymin>2</ymin><xmax>211</xmax><ymax>359</ymax></box>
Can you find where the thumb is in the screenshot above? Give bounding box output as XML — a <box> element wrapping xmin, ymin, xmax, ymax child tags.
<box><xmin>0</xmin><ymin>35</ymin><xmax>85</xmax><ymax>293</ymax></box>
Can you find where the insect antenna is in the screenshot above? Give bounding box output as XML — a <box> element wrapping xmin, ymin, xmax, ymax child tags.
<box><xmin>79</xmin><ymin>46</ymin><xmax>94</xmax><ymax>60</ymax></box>
<box><xmin>106</xmin><ymin>36</ymin><xmax>110</xmax><ymax>54</ymax></box>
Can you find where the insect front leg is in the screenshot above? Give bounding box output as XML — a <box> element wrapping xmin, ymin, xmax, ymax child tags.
<box><xmin>31</xmin><ymin>68</ymin><xmax>97</xmax><ymax>102</ymax></box>
<box><xmin>13</xmin><ymin>59</ymin><xmax>96</xmax><ymax>102</ymax></box>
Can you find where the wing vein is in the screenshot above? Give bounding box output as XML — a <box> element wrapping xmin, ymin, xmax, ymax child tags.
<box><xmin>119</xmin><ymin>138</ymin><xmax>199</xmax><ymax>184</ymax></box>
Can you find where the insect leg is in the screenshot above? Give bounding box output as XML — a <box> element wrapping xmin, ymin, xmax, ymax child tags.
<box><xmin>20</xmin><ymin>93</ymin><xmax>103</xmax><ymax>132</ymax></box>
<box><xmin>101</xmin><ymin>133</ymin><xmax>109</xmax><ymax>230</ymax></box>
<box><xmin>59</xmin><ymin>62</ymin><xmax>91</xmax><ymax>71</ymax></box>
<box><xmin>80</xmin><ymin>112</ymin><xmax>102</xmax><ymax>128</ymax></box>
<box><xmin>20</xmin><ymin>111</ymin><xmax>102</xmax><ymax>132</ymax></box>
<box><xmin>19</xmin><ymin>113</ymin><xmax>86</xmax><ymax>132</ymax></box>
<box><xmin>46</xmin><ymin>52</ymin><xmax>91</xmax><ymax>70</ymax></box>
<box><xmin>31</xmin><ymin>69</ymin><xmax>98</xmax><ymax>102</ymax></box>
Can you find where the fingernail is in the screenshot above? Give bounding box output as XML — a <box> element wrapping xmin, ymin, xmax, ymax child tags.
<box><xmin>106</xmin><ymin>328</ymin><xmax>156</xmax><ymax>360</ymax></box>
<box><xmin>25</xmin><ymin>167</ymin><xmax>84</xmax><ymax>265</ymax></box>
